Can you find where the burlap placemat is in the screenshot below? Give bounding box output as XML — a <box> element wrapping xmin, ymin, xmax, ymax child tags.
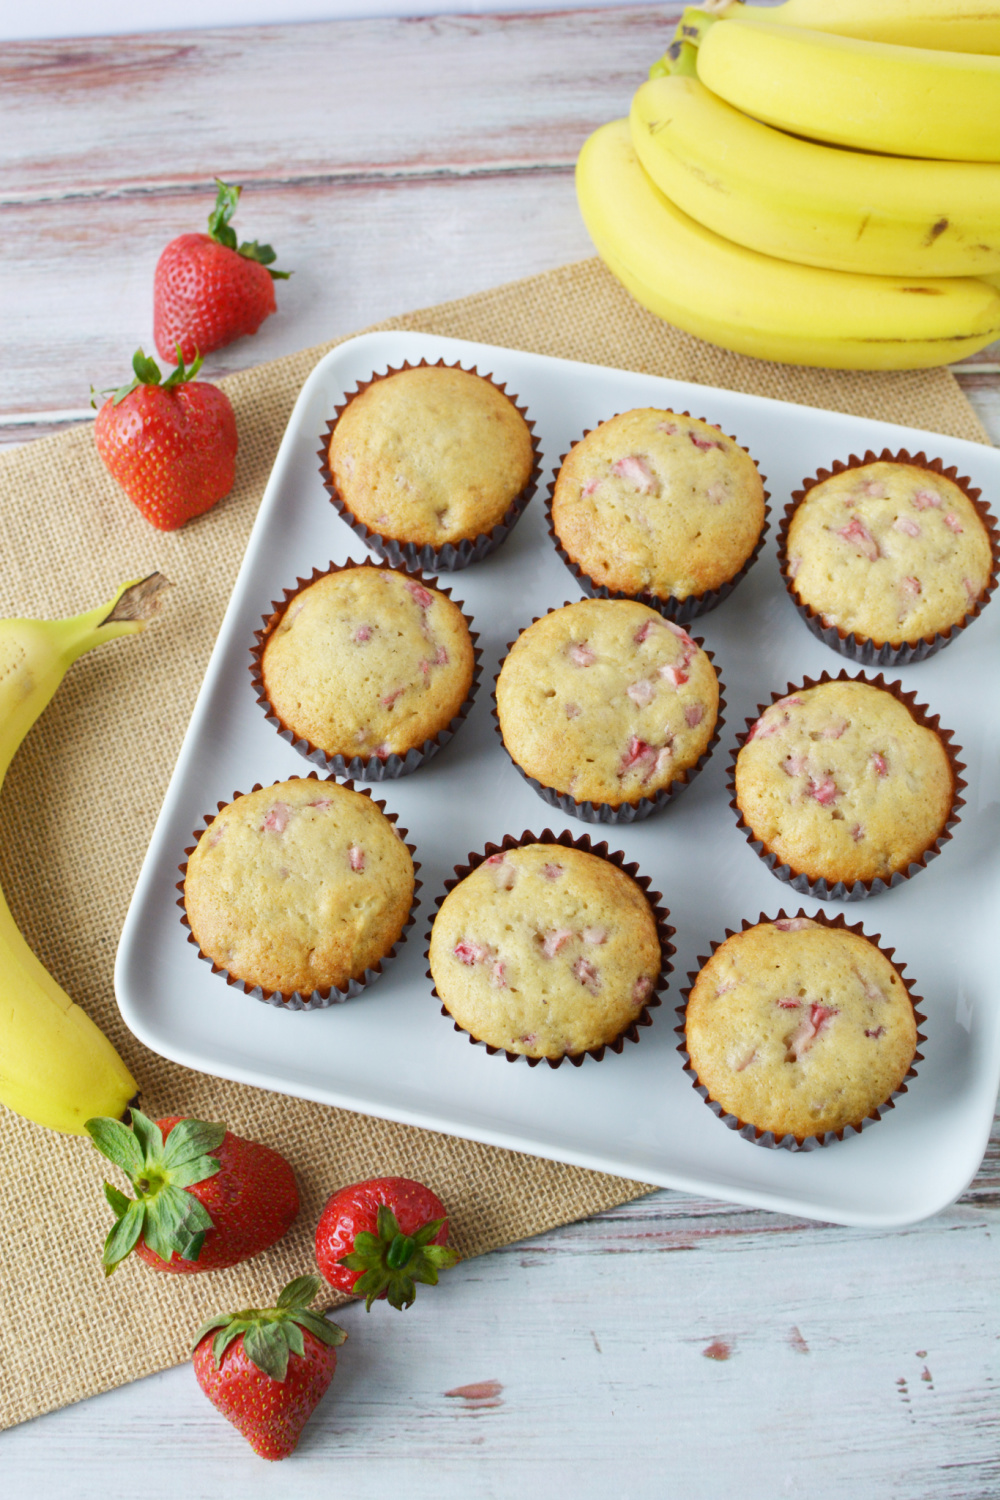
<box><xmin>0</xmin><ymin>258</ymin><xmax>988</xmax><ymax>1431</ymax></box>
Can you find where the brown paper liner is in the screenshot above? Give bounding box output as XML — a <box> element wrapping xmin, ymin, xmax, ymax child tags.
<box><xmin>177</xmin><ymin>772</ymin><xmax>421</xmax><ymax>1011</ymax></box>
<box><xmin>676</xmin><ymin>908</ymin><xmax>926</xmax><ymax>1151</ymax></box>
<box><xmin>727</xmin><ymin>670</ymin><xmax>966</xmax><ymax>902</ymax></box>
<box><xmin>491</xmin><ymin>602</ymin><xmax>726</xmax><ymax>824</ymax></box>
<box><xmin>425</xmin><ymin>828</ymin><xmax>676</xmax><ymax>1068</ymax></box>
<box><xmin>545</xmin><ymin>411</ymin><xmax>770</xmax><ymax>623</ymax></box>
<box><xmin>777</xmin><ymin>448</ymin><xmax>1000</xmax><ymax>665</ymax></box>
<box><xmin>249</xmin><ymin>557</ymin><xmax>482</xmax><ymax>781</ymax></box>
<box><xmin>319</xmin><ymin>358</ymin><xmax>542</xmax><ymax>572</ymax></box>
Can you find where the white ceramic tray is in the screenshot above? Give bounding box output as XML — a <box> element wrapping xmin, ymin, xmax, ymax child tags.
<box><xmin>116</xmin><ymin>330</ymin><xmax>1000</xmax><ymax>1228</ymax></box>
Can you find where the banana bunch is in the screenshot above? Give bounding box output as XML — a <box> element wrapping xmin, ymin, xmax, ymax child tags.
<box><xmin>576</xmin><ymin>2</ymin><xmax>1000</xmax><ymax>369</ymax></box>
<box><xmin>0</xmin><ymin>575</ymin><xmax>168</xmax><ymax>1135</ymax></box>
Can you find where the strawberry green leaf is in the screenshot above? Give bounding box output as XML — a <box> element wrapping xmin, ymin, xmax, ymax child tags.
<box><xmin>86</xmin><ymin>1117</ymin><xmax>144</xmax><ymax>1177</ymax></box>
<box><xmin>283</xmin><ymin>1321</ymin><xmax>305</xmax><ymax>1360</ymax></box>
<box><xmin>161</xmin><ymin>349</ymin><xmax>204</xmax><ymax>390</ymax></box>
<box><xmin>338</xmin><ymin>1200</ymin><xmax>458</xmax><ymax>1311</ymax></box>
<box><xmin>128</xmin><ymin>1108</ymin><xmax>165</xmax><ymax>1165</ymax></box>
<box><xmin>212</xmin><ymin>1321</ymin><xmax>250</xmax><ymax>1365</ymax></box>
<box><xmin>103</xmin><ymin>1181</ymin><xmax>133</xmax><ymax>1218</ymax></box>
<box><xmin>243</xmin><ymin>1322</ymin><xmax>290</xmax><ymax>1382</ymax></box>
<box><xmin>276</xmin><ymin>1275</ymin><xmax>322</xmax><ymax>1310</ymax></box>
<box><xmin>207</xmin><ymin>178</ymin><xmax>242</xmax><ymax>246</ymax></box>
<box><xmin>237</xmin><ymin>239</ymin><xmax>276</xmax><ymax>265</ymax></box>
<box><xmin>167</xmin><ymin>1155</ymin><xmax>223</xmax><ymax>1190</ymax></box>
<box><xmin>191</xmin><ymin>1312</ymin><xmax>231</xmax><ymax>1349</ymax></box>
<box><xmin>102</xmin><ymin>1199</ymin><xmax>145</xmax><ymax>1275</ymax></box>
<box><xmin>296</xmin><ymin>1311</ymin><xmax>348</xmax><ymax>1348</ymax></box>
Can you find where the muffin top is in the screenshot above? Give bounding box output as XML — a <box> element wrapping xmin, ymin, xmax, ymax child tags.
<box><xmin>496</xmin><ymin>599</ymin><xmax>719</xmax><ymax>807</ymax></box>
<box><xmin>551</xmin><ymin>408</ymin><xmax>766</xmax><ymax>601</ymax></box>
<box><xmin>328</xmin><ymin>366</ymin><xmax>535</xmax><ymax>547</ymax></box>
<box><xmin>184</xmin><ymin>779</ymin><xmax>415</xmax><ymax>997</ymax></box>
<box><xmin>428</xmin><ymin>842</ymin><xmax>661</xmax><ymax>1059</ymax></box>
<box><xmin>260</xmin><ymin>566</ymin><xmax>475</xmax><ymax>760</ymax></box>
<box><xmin>735</xmin><ymin>680</ymin><xmax>954</xmax><ymax>885</ymax></box>
<box><xmin>684</xmin><ymin>917</ymin><xmax>917</xmax><ymax>1141</ymax></box>
<box><xmin>785</xmin><ymin>461</ymin><xmax>993</xmax><ymax>646</ymax></box>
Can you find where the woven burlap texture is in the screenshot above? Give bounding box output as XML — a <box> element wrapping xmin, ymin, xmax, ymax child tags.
<box><xmin>0</xmin><ymin>258</ymin><xmax>988</xmax><ymax>1432</ymax></box>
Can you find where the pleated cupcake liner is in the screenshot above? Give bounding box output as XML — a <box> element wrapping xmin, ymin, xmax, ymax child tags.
<box><xmin>319</xmin><ymin>358</ymin><xmax>542</xmax><ymax>573</ymax></box>
<box><xmin>777</xmin><ymin>448</ymin><xmax>1000</xmax><ymax>665</ymax></box>
<box><xmin>544</xmin><ymin>411</ymin><xmax>770</xmax><ymax>623</ymax></box>
<box><xmin>675</xmin><ymin>908</ymin><xmax>926</xmax><ymax>1151</ymax></box>
<box><xmin>490</xmin><ymin>601</ymin><xmax>726</xmax><ymax>824</ymax></box>
<box><xmin>425</xmin><ymin>827</ymin><xmax>676</xmax><ymax>1068</ymax></box>
<box><xmin>727</xmin><ymin>669</ymin><xmax>966</xmax><ymax>902</ymax></box>
<box><xmin>177</xmin><ymin>772</ymin><xmax>421</xmax><ymax>1011</ymax></box>
<box><xmin>249</xmin><ymin>556</ymin><xmax>482</xmax><ymax>781</ymax></box>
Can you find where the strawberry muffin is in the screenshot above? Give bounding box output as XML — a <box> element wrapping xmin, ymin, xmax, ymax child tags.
<box><xmin>549</xmin><ymin>408</ymin><xmax>766</xmax><ymax>615</ymax></box>
<box><xmin>783</xmin><ymin>457</ymin><xmax>995</xmax><ymax>657</ymax></box>
<box><xmin>495</xmin><ymin>599</ymin><xmax>720</xmax><ymax>815</ymax></box>
<box><xmin>325</xmin><ymin>364</ymin><xmax>536</xmax><ymax>561</ymax></box>
<box><xmin>681</xmin><ymin>915</ymin><xmax>919</xmax><ymax>1146</ymax></box>
<box><xmin>733</xmin><ymin>678</ymin><xmax>958</xmax><ymax>895</ymax></box>
<box><xmin>183</xmin><ymin>779</ymin><xmax>415</xmax><ymax>1000</ymax></box>
<box><xmin>257</xmin><ymin>564</ymin><xmax>476</xmax><ymax>771</ymax></box>
<box><xmin>429</xmin><ymin>841</ymin><xmax>663</xmax><ymax>1062</ymax></box>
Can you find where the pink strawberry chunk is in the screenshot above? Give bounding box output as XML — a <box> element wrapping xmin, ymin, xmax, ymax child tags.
<box><xmin>434</xmin><ymin>645</ymin><xmax>449</xmax><ymax>665</ymax></box>
<box><xmin>788</xmin><ymin>553</ymin><xmax>802</xmax><ymax>579</ymax></box>
<box><xmin>349</xmin><ymin>844</ymin><xmax>365</xmax><ymax>872</ymax></box>
<box><xmin>659</xmin><ymin>664</ymin><xmax>688</xmax><ymax>688</ymax></box>
<box><xmin>581</xmin><ymin>476</ymin><xmax>601</xmax><ymax>498</ymax></box>
<box><xmin>900</xmin><ymin>576</ymin><xmax>922</xmax><ymax>602</ymax></box>
<box><xmin>807</xmin><ymin>775</ymin><xmax>839</xmax><ymax>805</ymax></box>
<box><xmin>568</xmin><ymin>641</ymin><xmax>596</xmax><ymax>668</ymax></box>
<box><xmin>893</xmin><ymin>516</ymin><xmax>921</xmax><ymax>537</ymax></box>
<box><xmin>734</xmin><ymin>1048</ymin><xmax>757</xmax><ymax>1071</ymax></box>
<box><xmin>490</xmin><ymin>959</ymin><xmax>507</xmax><ymax>989</ymax></box>
<box><xmin>689</xmin><ymin>430</ymin><xmax>724</xmax><ymax>452</ymax></box>
<box><xmin>584</xmin><ymin>927</ymin><xmax>608</xmax><ymax>946</ymax></box>
<box><xmin>835</xmin><ymin>517</ymin><xmax>880</xmax><ymax>561</ymax></box>
<box><xmin>542</xmin><ymin>928</ymin><xmax>575</xmax><ymax>958</ymax></box>
<box><xmin>381</xmin><ymin>685</ymin><xmax>406</xmax><ymax>710</ymax></box>
<box><xmin>308</xmin><ymin>798</ymin><xmax>333</xmax><ymax>811</ymax></box>
<box><xmin>405</xmin><ymin>579</ymin><xmax>434</xmax><ymax>609</ymax></box>
<box><xmin>781</xmin><ymin>753</ymin><xmax>807</xmax><ymax>777</ymax></box>
<box><xmin>565</xmin><ymin>702</ymin><xmax>581</xmax><ymax>719</ymax></box>
<box><xmin>774</xmin><ymin>917</ymin><xmax>817</xmax><ymax>932</ymax></box>
<box><xmin>871</xmin><ymin>751</ymin><xmax>888</xmax><ymax>777</ymax></box>
<box><xmin>787</xmin><ymin>1003</ymin><xmax>838</xmax><ymax>1061</ymax></box>
<box><xmin>454</xmin><ymin>939</ymin><xmax>491</xmax><ymax>966</ymax></box>
<box><xmin>944</xmin><ymin>513</ymin><xmax>963</xmax><ymax>534</ymax></box>
<box><xmin>353</xmin><ymin>624</ymin><xmax>372</xmax><ymax>644</ymax></box>
<box><xmin>261</xmin><ymin>802</ymin><xmax>290</xmax><ymax>835</ymax></box>
<box><xmin>611</xmin><ymin>454</ymin><xmax>659</xmax><ymax>494</ymax></box>
<box><xmin>821</xmin><ymin>718</ymin><xmax>849</xmax><ymax>740</ymax></box>
<box><xmin>684</xmin><ymin>702</ymin><xmax>704</xmax><ymax>728</ymax></box>
<box><xmin>573</xmin><ymin>957</ymin><xmax>601</xmax><ymax>993</ymax></box>
<box><xmin>911</xmin><ymin>488</ymin><xmax>941</xmax><ymax>510</ymax></box>
<box><xmin>542</xmin><ymin>862</ymin><xmax>564</xmax><ymax>880</ymax></box>
<box><xmin>627</xmin><ymin>678</ymin><xmax>656</xmax><ymax>706</ymax></box>
<box><xmin>632</xmin><ymin>974</ymin><xmax>653</xmax><ymax>1004</ymax></box>
<box><xmin>865</xmin><ymin>1026</ymin><xmax>885</xmax><ymax>1039</ymax></box>
<box><xmin>850</xmin><ymin>823</ymin><xmax>865</xmax><ymax>843</ymax></box>
<box><xmin>776</xmin><ymin>998</ymin><xmax>801</xmax><ymax>1009</ymax></box>
<box><xmin>656</xmin><ymin>420</ymin><xmax>678</xmax><ymax>435</ymax></box>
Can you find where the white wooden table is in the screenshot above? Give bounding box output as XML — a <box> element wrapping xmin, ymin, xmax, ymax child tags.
<box><xmin>2</xmin><ymin>11</ymin><xmax>998</xmax><ymax>1495</ymax></box>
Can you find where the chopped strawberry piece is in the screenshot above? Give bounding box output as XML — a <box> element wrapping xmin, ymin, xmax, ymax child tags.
<box><xmin>786</xmin><ymin>1003</ymin><xmax>838</xmax><ymax>1061</ymax></box>
<box><xmin>893</xmin><ymin>516</ymin><xmax>921</xmax><ymax>537</ymax></box>
<box><xmin>381</xmin><ymin>686</ymin><xmax>406</xmax><ymax>710</ymax></box>
<box><xmin>573</xmin><ymin>957</ymin><xmax>600</xmax><ymax>993</ymax></box>
<box><xmin>684</xmin><ymin>702</ymin><xmax>704</xmax><ymax>728</ymax></box>
<box><xmin>632</xmin><ymin>974</ymin><xmax>653</xmax><ymax>1004</ymax></box>
<box><xmin>490</xmin><ymin>959</ymin><xmax>507</xmax><ymax>989</ymax></box>
<box><xmin>627</xmin><ymin>678</ymin><xmax>656</xmax><ymax>706</ymax></box>
<box><xmin>583</xmin><ymin>927</ymin><xmax>608</xmax><ymax>946</ymax></box>
<box><xmin>852</xmin><ymin>968</ymin><xmax>886</xmax><ymax>1005</ymax></box>
<box><xmin>581</xmin><ymin>476</ymin><xmax>601</xmax><ymax>498</ymax></box>
<box><xmin>484</xmin><ymin>853</ymin><xmax>504</xmax><ymax>864</ymax></box>
<box><xmin>542</xmin><ymin>928</ymin><xmax>575</xmax><ymax>958</ymax></box>
<box><xmin>776</xmin><ymin>998</ymin><xmax>801</xmax><ymax>1009</ymax></box>
<box><xmin>568</xmin><ymin>641</ymin><xmax>596</xmax><ymax>668</ymax></box>
<box><xmin>454</xmin><ymin>940</ymin><xmax>491</xmax><ymax>966</ymax></box>
<box><xmin>405</xmin><ymin>579</ymin><xmax>434</xmax><ymax>609</ymax></box>
<box><xmin>788</xmin><ymin>553</ymin><xmax>802</xmax><ymax>579</ymax></box>
<box><xmin>714</xmin><ymin>980</ymin><xmax>736</xmax><ymax>998</ymax></box>
<box><xmin>349</xmin><ymin>845</ymin><xmax>365</xmax><ymax>872</ymax></box>
<box><xmin>911</xmin><ymin>488</ymin><xmax>941</xmax><ymax>510</ymax></box>
<box><xmin>308</xmin><ymin>798</ymin><xmax>333</xmax><ymax>811</ymax></box>
<box><xmin>653</xmin><ymin>746</ymin><xmax>673</xmax><ymax>779</ymax></box>
<box><xmin>861</xmin><ymin>478</ymin><xmax>887</xmax><ymax>498</ymax></box>
<box><xmin>781</xmin><ymin>753</ymin><xmax>807</xmax><ymax>777</ymax></box>
<box><xmin>374</xmin><ymin>742</ymin><xmax>390</xmax><ymax>759</ymax></box>
<box><xmin>659</xmin><ymin>664</ymin><xmax>688</xmax><ymax>688</ymax></box>
<box><xmin>656</xmin><ymin>420</ymin><xmax>678</xmax><ymax>435</ymax></box>
<box><xmin>963</xmin><ymin>577</ymin><xmax>979</xmax><ymax>605</ymax></box>
<box><xmin>706</xmin><ymin>483</ymin><xmax>726</xmax><ymax>505</ymax></box>
<box><xmin>689</xmin><ymin>431</ymin><xmax>724</xmax><ymax>452</ymax></box>
<box><xmin>850</xmin><ymin>823</ymin><xmax>865</xmax><ymax>843</ymax></box>
<box><xmin>485</xmin><ymin>855</ymin><xmax>517</xmax><ymax>890</ymax></box>
<box><xmin>774</xmin><ymin>695</ymin><xmax>803</xmax><ymax>710</ymax></box>
<box><xmin>434</xmin><ymin>645</ymin><xmax>449</xmax><ymax>665</ymax></box>
<box><xmin>944</xmin><ymin>513</ymin><xmax>963</xmax><ymax>534</ymax></box>
<box><xmin>774</xmin><ymin>917</ymin><xmax>817</xmax><ymax>932</ymax></box>
<box><xmin>419</xmin><ymin>659</ymin><xmax>430</xmax><ymax>680</ymax></box>
<box><xmin>865</xmin><ymin>1027</ymin><xmax>885</xmax><ymax>1039</ymax></box>
<box><xmin>517</xmin><ymin>1033</ymin><xmax>537</xmax><ymax>1047</ymax></box>
<box><xmin>261</xmin><ymin>802</ymin><xmax>290</xmax><ymax>835</ymax></box>
<box><xmin>734</xmin><ymin>1048</ymin><xmax>757</xmax><ymax>1071</ymax></box>
<box><xmin>611</xmin><ymin>454</ymin><xmax>659</xmax><ymax>494</ymax></box>
<box><xmin>822</xmin><ymin>718</ymin><xmax>848</xmax><ymax>740</ymax></box>
<box><xmin>900</xmin><ymin>576</ymin><xmax>922</xmax><ymax>601</ymax></box>
<box><xmin>871</xmin><ymin>751</ymin><xmax>888</xmax><ymax>776</ymax></box>
<box><xmin>542</xmin><ymin>862</ymin><xmax>563</xmax><ymax>880</ymax></box>
<box><xmin>619</xmin><ymin>736</ymin><xmax>657</xmax><ymax>777</ymax></box>
<box><xmin>565</xmin><ymin>702</ymin><xmax>581</xmax><ymax>719</ymax></box>
<box><xmin>353</xmin><ymin>624</ymin><xmax>372</xmax><ymax>644</ymax></box>
<box><xmin>807</xmin><ymin>775</ymin><xmax>839</xmax><ymax>805</ymax></box>
<box><xmin>835</xmin><ymin>517</ymin><xmax>880</xmax><ymax>561</ymax></box>
<box><xmin>633</xmin><ymin>619</ymin><xmax>656</xmax><ymax>644</ymax></box>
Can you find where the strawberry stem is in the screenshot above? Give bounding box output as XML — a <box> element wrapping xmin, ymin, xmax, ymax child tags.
<box><xmin>193</xmin><ymin>1275</ymin><xmax>346</xmax><ymax>1382</ymax></box>
<box><xmin>206</xmin><ymin>177</ymin><xmax>290</xmax><ymax>280</ymax></box>
<box><xmin>338</xmin><ymin>1203</ymin><xmax>460</xmax><ymax>1311</ymax></box>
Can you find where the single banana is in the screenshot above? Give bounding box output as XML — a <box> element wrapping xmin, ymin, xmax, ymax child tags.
<box><xmin>699</xmin><ymin>0</ymin><xmax>1000</xmax><ymax>54</ymax></box>
<box><xmin>630</xmin><ymin>72</ymin><xmax>1000</xmax><ymax>277</ymax></box>
<box><xmin>0</xmin><ymin>574</ymin><xmax>169</xmax><ymax>1134</ymax></box>
<box><xmin>576</xmin><ymin>120</ymin><xmax>1000</xmax><ymax>370</ymax></box>
<box><xmin>690</xmin><ymin>13</ymin><xmax>1000</xmax><ymax>160</ymax></box>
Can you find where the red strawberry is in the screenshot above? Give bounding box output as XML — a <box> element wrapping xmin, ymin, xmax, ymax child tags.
<box><xmin>193</xmin><ymin>1275</ymin><xmax>346</xmax><ymax>1460</ymax></box>
<box><xmin>85</xmin><ymin>1109</ymin><xmax>298</xmax><ymax>1275</ymax></box>
<box><xmin>315</xmin><ymin>1176</ymin><xmax>459</xmax><ymax>1310</ymax></box>
<box><xmin>93</xmin><ymin>347</ymin><xmax>237</xmax><ymax>530</ymax></box>
<box><xmin>153</xmin><ymin>178</ymin><xmax>289</xmax><ymax>363</ymax></box>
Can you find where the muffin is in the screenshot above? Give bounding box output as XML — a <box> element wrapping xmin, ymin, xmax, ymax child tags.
<box><xmin>732</xmin><ymin>676</ymin><xmax>961</xmax><ymax>897</ymax></box>
<box><xmin>495</xmin><ymin>598</ymin><xmax>721</xmax><ymax>817</ymax></box>
<box><xmin>182</xmin><ymin>778</ymin><xmax>416</xmax><ymax>1002</ymax></box>
<box><xmin>782</xmin><ymin>454</ymin><xmax>996</xmax><ymax>660</ymax></box>
<box><xmin>428</xmin><ymin>839</ymin><xmax>666</xmax><ymax>1064</ymax></box>
<box><xmin>681</xmin><ymin>914</ymin><xmax>920</xmax><ymax>1147</ymax></box>
<box><xmin>549</xmin><ymin>408</ymin><xmax>767</xmax><ymax>618</ymax></box>
<box><xmin>254</xmin><ymin>562</ymin><xmax>478</xmax><ymax>776</ymax></box>
<box><xmin>323</xmin><ymin>362</ymin><xmax>537</xmax><ymax>568</ymax></box>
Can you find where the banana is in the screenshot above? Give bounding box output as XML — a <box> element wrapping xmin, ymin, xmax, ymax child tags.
<box><xmin>691</xmin><ymin>13</ymin><xmax>1000</xmax><ymax>160</ymax></box>
<box><xmin>0</xmin><ymin>574</ymin><xmax>169</xmax><ymax>1134</ymax></box>
<box><xmin>630</xmin><ymin>72</ymin><xmax>1000</xmax><ymax>278</ymax></box>
<box><xmin>575</xmin><ymin>119</ymin><xmax>1000</xmax><ymax>370</ymax></box>
<box><xmin>701</xmin><ymin>0</ymin><xmax>1000</xmax><ymax>54</ymax></box>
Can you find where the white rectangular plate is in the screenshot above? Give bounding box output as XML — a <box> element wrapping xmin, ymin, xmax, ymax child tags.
<box><xmin>116</xmin><ymin>330</ymin><xmax>1000</xmax><ymax>1228</ymax></box>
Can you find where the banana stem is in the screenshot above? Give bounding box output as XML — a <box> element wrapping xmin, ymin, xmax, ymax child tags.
<box><xmin>653</xmin><ymin>6</ymin><xmax>719</xmax><ymax>77</ymax></box>
<box><xmin>64</xmin><ymin>572</ymin><xmax>172</xmax><ymax>665</ymax></box>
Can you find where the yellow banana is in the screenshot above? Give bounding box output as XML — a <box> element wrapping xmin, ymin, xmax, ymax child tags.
<box><xmin>576</xmin><ymin>120</ymin><xmax>1000</xmax><ymax>370</ymax></box>
<box><xmin>691</xmin><ymin>13</ymin><xmax>1000</xmax><ymax>160</ymax></box>
<box><xmin>701</xmin><ymin>0</ymin><xmax>1000</xmax><ymax>54</ymax></box>
<box><xmin>630</xmin><ymin>73</ymin><xmax>1000</xmax><ymax>277</ymax></box>
<box><xmin>0</xmin><ymin>574</ymin><xmax>169</xmax><ymax>1134</ymax></box>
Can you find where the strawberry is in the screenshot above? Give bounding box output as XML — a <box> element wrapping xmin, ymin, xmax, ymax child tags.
<box><xmin>153</xmin><ymin>178</ymin><xmax>289</xmax><ymax>363</ymax></box>
<box><xmin>193</xmin><ymin>1274</ymin><xmax>346</xmax><ymax>1461</ymax></box>
<box><xmin>315</xmin><ymin>1176</ymin><xmax>459</xmax><ymax>1310</ymax></box>
<box><xmin>85</xmin><ymin>1109</ymin><xmax>298</xmax><ymax>1275</ymax></box>
<box><xmin>93</xmin><ymin>347</ymin><xmax>237</xmax><ymax>530</ymax></box>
